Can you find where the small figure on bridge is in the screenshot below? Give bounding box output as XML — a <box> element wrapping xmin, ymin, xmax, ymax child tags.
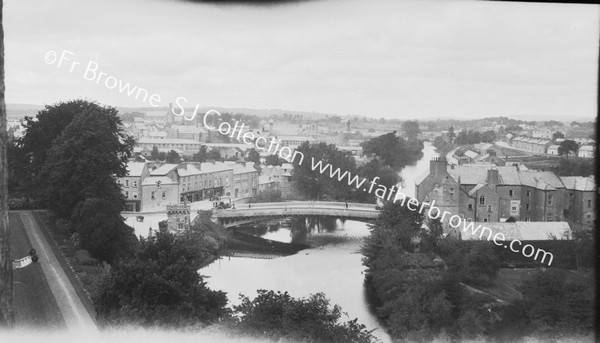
<box><xmin>345</xmin><ymin>202</ymin><xmax>348</xmax><ymax>209</ymax></box>
<box><xmin>249</xmin><ymin>204</ymin><xmax>251</xmax><ymax>208</ymax></box>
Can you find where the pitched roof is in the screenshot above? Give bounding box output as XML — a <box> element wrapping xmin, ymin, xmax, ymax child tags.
<box><xmin>560</xmin><ymin>176</ymin><xmax>596</xmax><ymax>191</ymax></box>
<box><xmin>462</xmin><ymin>222</ymin><xmax>571</xmax><ymax>241</ymax></box>
<box><xmin>142</xmin><ymin>175</ymin><xmax>178</xmax><ymax>186</ymax></box>
<box><xmin>125</xmin><ymin>162</ymin><xmax>146</xmax><ymax>177</ymax></box>
<box><xmin>150</xmin><ymin>164</ymin><xmax>178</xmax><ymax>176</ymax></box>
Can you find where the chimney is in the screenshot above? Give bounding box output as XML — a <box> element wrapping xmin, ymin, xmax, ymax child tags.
<box><xmin>487</xmin><ymin>168</ymin><xmax>499</xmax><ymax>186</ymax></box>
<box><xmin>430</xmin><ymin>157</ymin><xmax>447</xmax><ymax>178</ymax></box>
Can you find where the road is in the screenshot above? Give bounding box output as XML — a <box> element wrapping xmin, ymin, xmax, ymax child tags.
<box><xmin>11</xmin><ymin>211</ymin><xmax>98</xmax><ymax>334</ymax></box>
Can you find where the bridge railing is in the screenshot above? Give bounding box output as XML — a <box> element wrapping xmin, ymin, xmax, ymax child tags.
<box><xmin>233</xmin><ymin>201</ymin><xmax>377</xmax><ymax>210</ymax></box>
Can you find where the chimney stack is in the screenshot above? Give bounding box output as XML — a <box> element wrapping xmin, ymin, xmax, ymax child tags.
<box><xmin>487</xmin><ymin>168</ymin><xmax>499</xmax><ymax>186</ymax></box>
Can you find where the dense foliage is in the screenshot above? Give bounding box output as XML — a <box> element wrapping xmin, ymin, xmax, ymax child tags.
<box><xmin>519</xmin><ymin>268</ymin><xmax>595</xmax><ymax>335</ymax></box>
<box><xmin>233</xmin><ymin>290</ymin><xmax>376</xmax><ymax>343</ymax></box>
<box><xmin>363</xmin><ymin>201</ymin><xmax>516</xmax><ymax>341</ymax></box>
<box><xmin>96</xmin><ymin>227</ymin><xmax>229</xmax><ymax>327</ymax></box>
<box><xmin>10</xmin><ymin>100</ymin><xmax>136</xmax><ymax>263</ymax></box>
<box><xmin>360</xmin><ymin>131</ymin><xmax>423</xmax><ymax>170</ymax></box>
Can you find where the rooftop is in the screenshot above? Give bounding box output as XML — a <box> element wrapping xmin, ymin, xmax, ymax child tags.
<box><xmin>462</xmin><ymin>221</ymin><xmax>571</xmax><ymax>241</ymax></box>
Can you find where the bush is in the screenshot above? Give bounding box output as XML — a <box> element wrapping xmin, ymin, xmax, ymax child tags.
<box><xmin>75</xmin><ymin>250</ymin><xmax>100</xmax><ymax>266</ymax></box>
<box><xmin>234</xmin><ymin>290</ymin><xmax>376</xmax><ymax>343</ymax></box>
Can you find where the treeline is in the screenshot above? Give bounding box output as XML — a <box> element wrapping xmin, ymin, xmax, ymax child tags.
<box><xmin>292</xmin><ymin>131</ymin><xmax>424</xmax><ymax>203</ymax></box>
<box><xmin>362</xmin><ymin>200</ymin><xmax>595</xmax><ymax>342</ymax></box>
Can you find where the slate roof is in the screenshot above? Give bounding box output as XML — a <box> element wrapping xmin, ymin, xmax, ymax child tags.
<box><xmin>445</xmin><ymin>165</ymin><xmax>563</xmax><ymax>190</ymax></box>
<box><xmin>142</xmin><ymin>176</ymin><xmax>178</xmax><ymax>186</ymax></box>
<box><xmin>560</xmin><ymin>176</ymin><xmax>596</xmax><ymax>191</ymax></box>
<box><xmin>462</xmin><ymin>222</ymin><xmax>571</xmax><ymax>241</ymax></box>
<box><xmin>125</xmin><ymin>162</ymin><xmax>146</xmax><ymax>177</ymax></box>
<box><xmin>150</xmin><ymin>164</ymin><xmax>179</xmax><ymax>176</ymax></box>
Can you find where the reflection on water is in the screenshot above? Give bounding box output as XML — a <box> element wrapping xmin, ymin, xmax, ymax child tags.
<box><xmin>202</xmin><ymin>219</ymin><xmax>392</xmax><ymax>343</ymax></box>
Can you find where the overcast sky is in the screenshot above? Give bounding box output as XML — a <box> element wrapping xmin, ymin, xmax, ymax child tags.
<box><xmin>4</xmin><ymin>0</ymin><xmax>599</xmax><ymax>119</ymax></box>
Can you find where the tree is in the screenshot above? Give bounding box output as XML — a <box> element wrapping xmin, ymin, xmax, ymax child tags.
<box><xmin>150</xmin><ymin>145</ymin><xmax>161</xmax><ymax>161</ymax></box>
<box><xmin>519</xmin><ymin>268</ymin><xmax>594</xmax><ymax>333</ymax></box>
<box><xmin>558</xmin><ymin>139</ymin><xmax>578</xmax><ymax>158</ymax></box>
<box><xmin>265</xmin><ymin>154</ymin><xmax>284</xmax><ymax>166</ymax></box>
<box><xmin>18</xmin><ymin>100</ymin><xmax>103</xmax><ymax>195</ymax></box>
<box><xmin>447</xmin><ymin>126</ymin><xmax>455</xmax><ymax>143</ymax></box>
<box><xmin>401</xmin><ymin>120</ymin><xmax>421</xmax><ymax>140</ymax></box>
<box><xmin>245</xmin><ymin>148</ymin><xmax>261</xmax><ymax>173</ymax></box>
<box><xmin>361</xmin><ymin>131</ymin><xmax>423</xmax><ymax>170</ymax></box>
<box><xmin>165</xmin><ymin>150</ymin><xmax>181</xmax><ymax>163</ymax></box>
<box><xmin>37</xmin><ymin>101</ymin><xmax>134</xmax><ymax>219</ymax></box>
<box><xmin>70</xmin><ymin>198</ymin><xmax>135</xmax><ymax>263</ymax></box>
<box><xmin>293</xmin><ymin>141</ymin><xmax>357</xmax><ymax>200</ymax></box>
<box><xmin>0</xmin><ymin>1</ymin><xmax>14</xmax><ymax>325</ymax></box>
<box><xmin>552</xmin><ymin>131</ymin><xmax>565</xmax><ymax>141</ymax></box>
<box><xmin>96</xmin><ymin>228</ymin><xmax>228</xmax><ymax>327</ymax></box>
<box><xmin>192</xmin><ymin>145</ymin><xmax>208</xmax><ymax>163</ymax></box>
<box><xmin>207</xmin><ymin>148</ymin><xmax>222</xmax><ymax>161</ymax></box>
<box><xmin>234</xmin><ymin>290</ymin><xmax>375</xmax><ymax>343</ymax></box>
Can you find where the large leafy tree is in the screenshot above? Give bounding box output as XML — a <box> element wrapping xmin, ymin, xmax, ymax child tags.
<box><xmin>293</xmin><ymin>141</ymin><xmax>357</xmax><ymax>200</ymax></box>
<box><xmin>360</xmin><ymin>131</ymin><xmax>423</xmax><ymax>170</ymax></box>
<box><xmin>70</xmin><ymin>198</ymin><xmax>135</xmax><ymax>264</ymax></box>
<box><xmin>234</xmin><ymin>290</ymin><xmax>375</xmax><ymax>343</ymax></box>
<box><xmin>19</xmin><ymin>100</ymin><xmax>99</xmax><ymax>194</ymax></box>
<box><xmin>558</xmin><ymin>139</ymin><xmax>579</xmax><ymax>158</ymax></box>
<box><xmin>401</xmin><ymin>120</ymin><xmax>421</xmax><ymax>140</ymax></box>
<box><xmin>96</xmin><ymin>228</ymin><xmax>228</xmax><ymax>327</ymax></box>
<box><xmin>38</xmin><ymin>101</ymin><xmax>134</xmax><ymax>219</ymax></box>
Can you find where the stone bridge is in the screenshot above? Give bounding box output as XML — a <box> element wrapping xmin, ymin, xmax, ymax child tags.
<box><xmin>211</xmin><ymin>201</ymin><xmax>379</xmax><ymax>228</ymax></box>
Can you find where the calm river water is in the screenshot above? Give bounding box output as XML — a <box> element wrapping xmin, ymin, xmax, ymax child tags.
<box><xmin>200</xmin><ymin>142</ymin><xmax>438</xmax><ymax>343</ymax></box>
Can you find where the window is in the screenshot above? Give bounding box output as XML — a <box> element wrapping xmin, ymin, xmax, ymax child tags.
<box><xmin>487</xmin><ymin>206</ymin><xmax>492</xmax><ymax>213</ymax></box>
<box><xmin>162</xmin><ymin>191</ymin><xmax>166</xmax><ymax>199</ymax></box>
<box><xmin>483</xmin><ymin>218</ymin><xmax>488</xmax><ymax>222</ymax></box>
<box><xmin>449</xmin><ymin>187</ymin><xmax>454</xmax><ymax>196</ymax></box>
<box><xmin>479</xmin><ymin>195</ymin><xmax>485</xmax><ymax>205</ymax></box>
<box><xmin>526</xmin><ymin>190</ymin><xmax>531</xmax><ymax>197</ymax></box>
<box><xmin>151</xmin><ymin>191</ymin><xmax>155</xmax><ymax>200</ymax></box>
<box><xmin>117</xmin><ymin>179</ymin><xmax>121</xmax><ymax>185</ymax></box>
<box><xmin>588</xmin><ymin>200</ymin><xmax>592</xmax><ymax>208</ymax></box>
<box><xmin>125</xmin><ymin>180</ymin><xmax>129</xmax><ymax>187</ymax></box>
<box><xmin>133</xmin><ymin>193</ymin><xmax>138</xmax><ymax>199</ymax></box>
<box><xmin>133</xmin><ymin>180</ymin><xmax>138</xmax><ymax>187</ymax></box>
<box><xmin>548</xmin><ymin>195</ymin><xmax>553</xmax><ymax>206</ymax></box>
<box><xmin>525</xmin><ymin>203</ymin><xmax>530</xmax><ymax>212</ymax></box>
<box><xmin>569</xmin><ymin>193</ymin><xmax>573</xmax><ymax>200</ymax></box>
<box><xmin>524</xmin><ymin>217</ymin><xmax>530</xmax><ymax>222</ymax></box>
<box><xmin>509</xmin><ymin>189</ymin><xmax>513</xmax><ymax>197</ymax></box>
<box><xmin>125</xmin><ymin>191</ymin><xmax>129</xmax><ymax>198</ymax></box>
<box><xmin>468</xmin><ymin>204</ymin><xmax>473</xmax><ymax>210</ymax></box>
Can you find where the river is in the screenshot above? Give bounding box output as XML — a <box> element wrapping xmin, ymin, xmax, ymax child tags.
<box><xmin>200</xmin><ymin>142</ymin><xmax>438</xmax><ymax>343</ymax></box>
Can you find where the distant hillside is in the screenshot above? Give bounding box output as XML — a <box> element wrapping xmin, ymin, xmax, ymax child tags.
<box><xmin>6</xmin><ymin>103</ymin><xmax>44</xmax><ymax>118</ymax></box>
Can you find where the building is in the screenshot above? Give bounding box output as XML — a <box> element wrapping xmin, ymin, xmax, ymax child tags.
<box><xmin>547</xmin><ymin>145</ymin><xmax>560</xmax><ymax>155</ymax></box>
<box><xmin>166</xmin><ymin>204</ymin><xmax>191</xmax><ymax>235</ymax></box>
<box><xmin>577</xmin><ymin>145</ymin><xmax>594</xmax><ymax>158</ymax></box>
<box><xmin>177</xmin><ymin>162</ymin><xmax>234</xmax><ymax>202</ymax></box>
<box><xmin>416</xmin><ymin>158</ymin><xmax>583</xmax><ymax>227</ymax></box>
<box><xmin>560</xmin><ymin>176</ymin><xmax>596</xmax><ymax>227</ymax></box>
<box><xmin>229</xmin><ymin>162</ymin><xmax>259</xmax><ymax>199</ymax></box>
<box><xmin>532</xmin><ymin>129</ymin><xmax>553</xmax><ymax>139</ymax></box>
<box><xmin>118</xmin><ymin>162</ymin><xmax>149</xmax><ymax>212</ymax></box>
<box><xmin>136</xmin><ymin>137</ymin><xmax>203</xmax><ymax>156</ymax></box>
<box><xmin>141</xmin><ymin>163</ymin><xmax>181</xmax><ymax>211</ymax></box>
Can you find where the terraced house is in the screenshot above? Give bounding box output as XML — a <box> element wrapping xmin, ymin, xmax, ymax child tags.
<box><xmin>118</xmin><ymin>161</ymin><xmax>258</xmax><ymax>212</ymax></box>
<box><xmin>416</xmin><ymin>158</ymin><xmax>595</xmax><ymax>228</ymax></box>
